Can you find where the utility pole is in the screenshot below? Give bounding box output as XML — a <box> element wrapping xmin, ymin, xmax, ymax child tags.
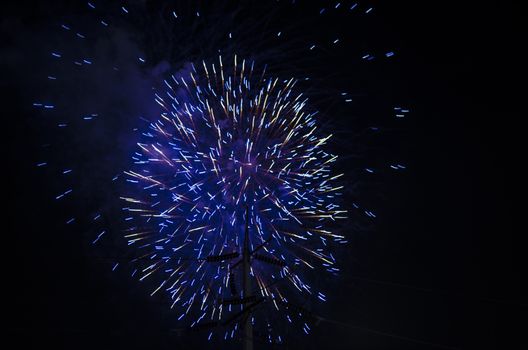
<box><xmin>242</xmin><ymin>205</ymin><xmax>253</xmax><ymax>350</ymax></box>
<box><xmin>198</xmin><ymin>206</ymin><xmax>281</xmax><ymax>347</ymax></box>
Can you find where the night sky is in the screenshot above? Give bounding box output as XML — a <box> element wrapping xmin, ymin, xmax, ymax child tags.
<box><xmin>2</xmin><ymin>1</ymin><xmax>524</xmax><ymax>349</ymax></box>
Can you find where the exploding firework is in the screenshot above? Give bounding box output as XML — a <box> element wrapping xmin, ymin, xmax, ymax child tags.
<box><xmin>19</xmin><ymin>0</ymin><xmax>409</xmax><ymax>346</ymax></box>
<box><xmin>120</xmin><ymin>55</ymin><xmax>346</xmax><ymax>340</ymax></box>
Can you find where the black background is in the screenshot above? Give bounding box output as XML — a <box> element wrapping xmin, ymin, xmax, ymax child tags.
<box><xmin>2</xmin><ymin>1</ymin><xmax>524</xmax><ymax>349</ymax></box>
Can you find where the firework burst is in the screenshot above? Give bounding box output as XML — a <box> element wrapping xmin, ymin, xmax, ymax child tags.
<box><xmin>19</xmin><ymin>1</ymin><xmax>409</xmax><ymax>345</ymax></box>
<box><xmin>120</xmin><ymin>55</ymin><xmax>346</xmax><ymax>340</ymax></box>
